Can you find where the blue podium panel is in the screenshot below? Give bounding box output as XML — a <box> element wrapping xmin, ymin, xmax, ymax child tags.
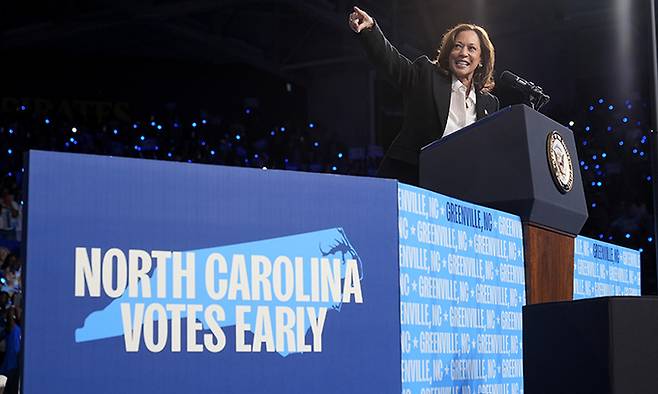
<box><xmin>23</xmin><ymin>151</ymin><xmax>400</xmax><ymax>394</ymax></box>
<box><xmin>398</xmin><ymin>184</ymin><xmax>526</xmax><ymax>394</ymax></box>
<box><xmin>573</xmin><ymin>236</ymin><xmax>641</xmax><ymax>299</ymax></box>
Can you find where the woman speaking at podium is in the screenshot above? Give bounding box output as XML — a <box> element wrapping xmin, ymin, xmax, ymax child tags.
<box><xmin>349</xmin><ymin>6</ymin><xmax>499</xmax><ymax>186</ymax></box>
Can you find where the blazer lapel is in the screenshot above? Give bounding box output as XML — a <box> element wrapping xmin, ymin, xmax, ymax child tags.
<box><xmin>475</xmin><ymin>91</ymin><xmax>486</xmax><ymax>120</ymax></box>
<box><xmin>432</xmin><ymin>71</ymin><xmax>451</xmax><ymax>137</ymax></box>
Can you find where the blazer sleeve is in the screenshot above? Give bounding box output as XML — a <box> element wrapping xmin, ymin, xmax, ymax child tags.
<box><xmin>358</xmin><ymin>20</ymin><xmax>420</xmax><ymax>90</ymax></box>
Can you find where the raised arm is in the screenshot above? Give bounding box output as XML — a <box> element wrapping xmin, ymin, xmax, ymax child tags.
<box><xmin>349</xmin><ymin>6</ymin><xmax>419</xmax><ymax>90</ymax></box>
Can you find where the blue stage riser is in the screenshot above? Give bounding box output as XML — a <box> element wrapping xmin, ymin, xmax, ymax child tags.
<box><xmin>23</xmin><ymin>151</ymin><xmax>641</xmax><ymax>394</ymax></box>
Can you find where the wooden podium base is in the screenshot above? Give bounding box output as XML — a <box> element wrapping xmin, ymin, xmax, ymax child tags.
<box><xmin>523</xmin><ymin>223</ymin><xmax>574</xmax><ymax>304</ymax></box>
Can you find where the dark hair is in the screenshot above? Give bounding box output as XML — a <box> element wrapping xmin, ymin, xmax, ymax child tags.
<box><xmin>436</xmin><ymin>23</ymin><xmax>495</xmax><ymax>93</ymax></box>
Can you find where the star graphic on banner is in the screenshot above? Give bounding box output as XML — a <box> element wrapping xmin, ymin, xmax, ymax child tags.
<box><xmin>471</xmin><ymin>340</ymin><xmax>476</xmax><ymax>348</ymax></box>
<box><xmin>518</xmin><ymin>249</ymin><xmax>523</xmax><ymax>258</ymax></box>
<box><xmin>442</xmin><ymin>259</ymin><xmax>447</xmax><ymax>268</ymax></box>
<box><xmin>411</xmin><ymin>226</ymin><xmax>416</xmax><ymax>235</ymax></box>
<box><xmin>443</xmin><ymin>312</ymin><xmax>448</xmax><ymax>321</ymax></box>
<box><xmin>413</xmin><ymin>337</ymin><xmax>418</xmax><ymax>348</ymax></box>
<box><xmin>494</xmin><ymin>268</ymin><xmax>499</xmax><ymax>276</ymax></box>
<box><xmin>440</xmin><ymin>205</ymin><xmax>445</xmax><ymax>217</ymax></box>
<box><xmin>412</xmin><ymin>281</ymin><xmax>417</xmax><ymax>292</ymax></box>
<box><xmin>469</xmin><ymin>239</ymin><xmax>473</xmax><ymax>247</ymax></box>
<box><xmin>492</xmin><ymin>220</ymin><xmax>497</xmax><ymax>229</ymax></box>
<box><xmin>518</xmin><ymin>295</ymin><xmax>524</xmax><ymax>304</ymax></box>
<box><xmin>444</xmin><ymin>366</ymin><xmax>449</xmax><ymax>375</ymax></box>
<box><xmin>470</xmin><ymin>289</ymin><xmax>475</xmax><ymax>297</ymax></box>
<box><xmin>496</xmin><ymin>317</ymin><xmax>500</xmax><ymax>325</ymax></box>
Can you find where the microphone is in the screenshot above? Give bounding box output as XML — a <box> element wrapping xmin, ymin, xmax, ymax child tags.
<box><xmin>500</xmin><ymin>70</ymin><xmax>550</xmax><ymax>110</ymax></box>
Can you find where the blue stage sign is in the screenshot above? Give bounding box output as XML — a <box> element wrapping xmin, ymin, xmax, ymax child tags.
<box><xmin>23</xmin><ymin>151</ymin><xmax>400</xmax><ymax>394</ymax></box>
<box><xmin>573</xmin><ymin>236</ymin><xmax>641</xmax><ymax>299</ymax></box>
<box><xmin>398</xmin><ymin>183</ymin><xmax>526</xmax><ymax>394</ymax></box>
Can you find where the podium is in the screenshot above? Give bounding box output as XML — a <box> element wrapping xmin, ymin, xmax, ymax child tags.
<box><xmin>419</xmin><ymin>104</ymin><xmax>588</xmax><ymax>304</ymax></box>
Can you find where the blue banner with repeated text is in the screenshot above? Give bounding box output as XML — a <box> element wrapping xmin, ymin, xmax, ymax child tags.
<box><xmin>573</xmin><ymin>236</ymin><xmax>641</xmax><ymax>299</ymax></box>
<box><xmin>398</xmin><ymin>183</ymin><xmax>526</xmax><ymax>394</ymax></box>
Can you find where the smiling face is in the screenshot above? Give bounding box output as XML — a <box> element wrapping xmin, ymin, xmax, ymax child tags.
<box><xmin>448</xmin><ymin>30</ymin><xmax>482</xmax><ymax>84</ymax></box>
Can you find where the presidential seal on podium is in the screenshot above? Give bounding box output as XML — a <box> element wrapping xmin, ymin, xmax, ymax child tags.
<box><xmin>546</xmin><ymin>131</ymin><xmax>574</xmax><ymax>194</ymax></box>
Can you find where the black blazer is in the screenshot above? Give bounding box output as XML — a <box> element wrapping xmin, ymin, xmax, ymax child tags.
<box><xmin>359</xmin><ymin>22</ymin><xmax>500</xmax><ymax>166</ymax></box>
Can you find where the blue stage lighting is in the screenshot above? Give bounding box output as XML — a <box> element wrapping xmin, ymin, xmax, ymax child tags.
<box><xmin>338</xmin><ymin>153</ymin><xmax>343</xmax><ymax>158</ymax></box>
<box><xmin>309</xmin><ymin>123</ymin><xmax>315</xmax><ymax>128</ymax></box>
<box><xmin>7</xmin><ymin>149</ymin><xmax>12</xmax><ymax>155</ymax></box>
<box><xmin>608</xmin><ymin>105</ymin><xmax>614</xmax><ymax>110</ymax></box>
<box><xmin>192</xmin><ymin>122</ymin><xmax>197</xmax><ymax>128</ymax></box>
<box><xmin>622</xmin><ymin>117</ymin><xmax>628</xmax><ymax>123</ymax></box>
<box><xmin>598</xmin><ymin>98</ymin><xmax>604</xmax><ymax>104</ymax></box>
<box><xmin>45</xmin><ymin>118</ymin><xmax>50</xmax><ymax>124</ymax></box>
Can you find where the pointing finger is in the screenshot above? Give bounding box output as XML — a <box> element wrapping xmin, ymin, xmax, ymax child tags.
<box><xmin>354</xmin><ymin>6</ymin><xmax>366</xmax><ymax>17</ymax></box>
